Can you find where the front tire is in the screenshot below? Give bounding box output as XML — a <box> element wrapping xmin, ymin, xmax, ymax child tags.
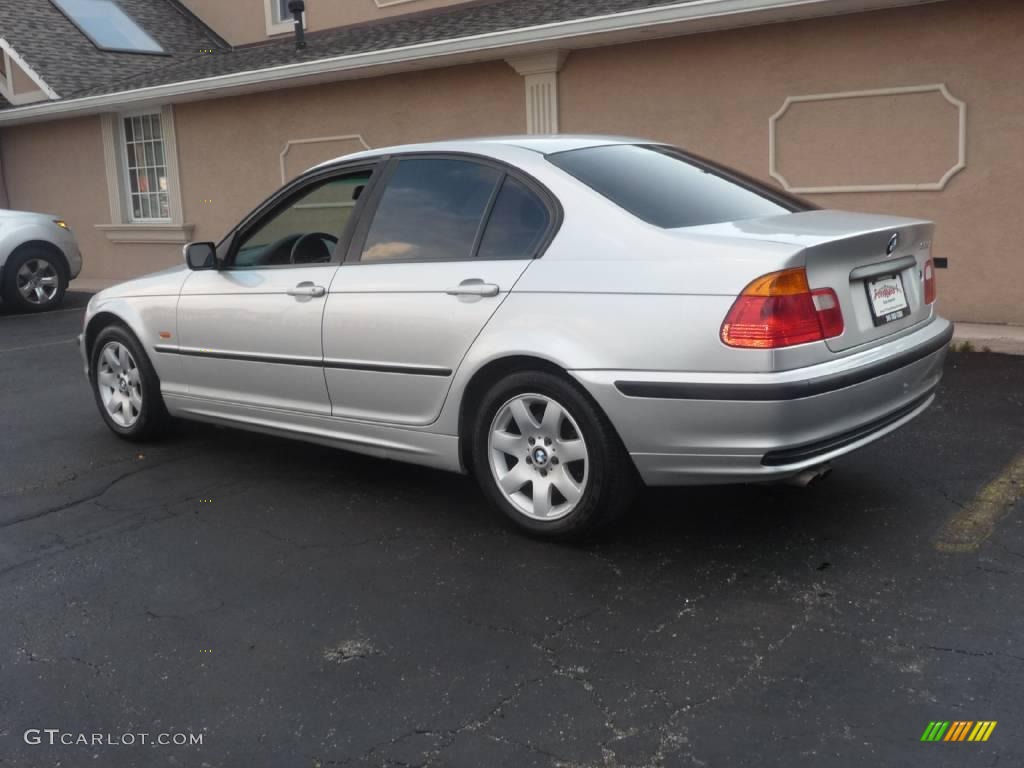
<box><xmin>470</xmin><ymin>371</ymin><xmax>637</xmax><ymax>541</ymax></box>
<box><xmin>89</xmin><ymin>324</ymin><xmax>169</xmax><ymax>441</ymax></box>
<box><xmin>2</xmin><ymin>248</ymin><xmax>67</xmax><ymax>312</ymax></box>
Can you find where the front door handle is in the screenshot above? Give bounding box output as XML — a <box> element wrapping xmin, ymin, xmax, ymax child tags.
<box><xmin>287</xmin><ymin>282</ymin><xmax>326</xmax><ymax>298</ymax></box>
<box><xmin>446</xmin><ymin>279</ymin><xmax>499</xmax><ymax>298</ymax></box>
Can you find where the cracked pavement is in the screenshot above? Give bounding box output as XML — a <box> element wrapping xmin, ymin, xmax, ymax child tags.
<box><xmin>0</xmin><ymin>294</ymin><xmax>1022</xmax><ymax>767</ymax></box>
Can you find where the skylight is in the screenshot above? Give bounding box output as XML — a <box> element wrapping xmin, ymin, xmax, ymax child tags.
<box><xmin>51</xmin><ymin>0</ymin><xmax>165</xmax><ymax>54</ymax></box>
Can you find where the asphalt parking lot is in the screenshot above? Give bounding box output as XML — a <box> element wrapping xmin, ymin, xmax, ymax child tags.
<box><xmin>1</xmin><ymin>293</ymin><xmax>1022</xmax><ymax>767</ymax></box>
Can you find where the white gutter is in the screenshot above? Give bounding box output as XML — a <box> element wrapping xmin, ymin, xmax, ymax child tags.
<box><xmin>0</xmin><ymin>0</ymin><xmax>945</xmax><ymax>126</ymax></box>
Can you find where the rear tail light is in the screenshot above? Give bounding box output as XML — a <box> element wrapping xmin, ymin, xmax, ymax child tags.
<box><xmin>923</xmin><ymin>258</ymin><xmax>936</xmax><ymax>304</ymax></box>
<box><xmin>720</xmin><ymin>268</ymin><xmax>844</xmax><ymax>349</ymax></box>
<box><xmin>811</xmin><ymin>288</ymin><xmax>844</xmax><ymax>338</ymax></box>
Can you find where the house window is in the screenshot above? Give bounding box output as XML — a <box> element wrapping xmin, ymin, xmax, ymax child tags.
<box><xmin>97</xmin><ymin>105</ymin><xmax>192</xmax><ymax>244</ymax></box>
<box><xmin>265</xmin><ymin>0</ymin><xmax>302</xmax><ymax>35</ymax></box>
<box><xmin>121</xmin><ymin>113</ymin><xmax>171</xmax><ymax>222</ymax></box>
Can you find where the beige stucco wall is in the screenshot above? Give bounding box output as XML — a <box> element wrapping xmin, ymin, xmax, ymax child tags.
<box><xmin>0</xmin><ymin>117</ymin><xmax>181</xmax><ymax>276</ymax></box>
<box><xmin>1</xmin><ymin>0</ymin><xmax>1021</xmax><ymax>324</ymax></box>
<box><xmin>0</xmin><ymin>140</ymin><xmax>8</xmax><ymax>208</ymax></box>
<box><xmin>0</xmin><ymin>60</ymin><xmax>522</xmax><ymax>281</ymax></box>
<box><xmin>559</xmin><ymin>0</ymin><xmax>1024</xmax><ymax>324</ymax></box>
<box><xmin>174</xmin><ymin>60</ymin><xmax>524</xmax><ymax>246</ymax></box>
<box><xmin>180</xmin><ymin>0</ymin><xmax>472</xmax><ymax>47</ymax></box>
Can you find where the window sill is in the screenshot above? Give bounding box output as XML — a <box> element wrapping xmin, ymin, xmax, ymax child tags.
<box><xmin>95</xmin><ymin>223</ymin><xmax>194</xmax><ymax>244</ymax></box>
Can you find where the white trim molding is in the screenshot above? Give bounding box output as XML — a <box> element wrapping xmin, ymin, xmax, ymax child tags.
<box><xmin>1</xmin><ymin>52</ymin><xmax>46</xmax><ymax>105</ymax></box>
<box><xmin>160</xmin><ymin>105</ymin><xmax>186</xmax><ymax>224</ymax></box>
<box><xmin>0</xmin><ymin>38</ymin><xmax>58</xmax><ymax>101</ymax></box>
<box><xmin>95</xmin><ymin>223</ymin><xmax>194</xmax><ymax>244</ymax></box>
<box><xmin>769</xmin><ymin>83</ymin><xmax>967</xmax><ymax>194</ymax></box>
<box><xmin>100</xmin><ymin>114</ymin><xmax>124</xmax><ymax>224</ymax></box>
<box><xmin>280</xmin><ymin>134</ymin><xmax>371</xmax><ymax>182</ymax></box>
<box><xmin>0</xmin><ymin>0</ymin><xmax>954</xmax><ymax>126</ymax></box>
<box><xmin>507</xmin><ymin>51</ymin><xmax>568</xmax><ymax>135</ymax></box>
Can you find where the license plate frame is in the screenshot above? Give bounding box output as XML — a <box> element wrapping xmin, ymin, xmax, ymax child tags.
<box><xmin>865</xmin><ymin>273</ymin><xmax>910</xmax><ymax>326</ymax></box>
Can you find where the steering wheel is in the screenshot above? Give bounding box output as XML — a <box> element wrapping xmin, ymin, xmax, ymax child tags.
<box><xmin>289</xmin><ymin>232</ymin><xmax>339</xmax><ymax>264</ymax></box>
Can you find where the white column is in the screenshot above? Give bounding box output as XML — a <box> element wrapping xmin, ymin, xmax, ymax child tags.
<box><xmin>506</xmin><ymin>52</ymin><xmax>568</xmax><ymax>135</ymax></box>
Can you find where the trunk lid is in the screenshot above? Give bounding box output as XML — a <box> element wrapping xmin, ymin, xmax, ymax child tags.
<box><xmin>681</xmin><ymin>210</ymin><xmax>935</xmax><ymax>353</ymax></box>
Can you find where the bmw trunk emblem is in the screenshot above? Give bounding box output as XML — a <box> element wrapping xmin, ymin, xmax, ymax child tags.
<box><xmin>886</xmin><ymin>233</ymin><xmax>900</xmax><ymax>256</ymax></box>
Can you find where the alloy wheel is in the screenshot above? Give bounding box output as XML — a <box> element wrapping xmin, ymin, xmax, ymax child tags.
<box><xmin>96</xmin><ymin>341</ymin><xmax>143</xmax><ymax>428</ymax></box>
<box><xmin>487</xmin><ymin>393</ymin><xmax>589</xmax><ymax>521</ymax></box>
<box><xmin>16</xmin><ymin>258</ymin><xmax>60</xmax><ymax>305</ymax></box>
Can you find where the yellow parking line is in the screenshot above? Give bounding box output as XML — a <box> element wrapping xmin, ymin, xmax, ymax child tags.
<box><xmin>936</xmin><ymin>452</ymin><xmax>1024</xmax><ymax>553</ymax></box>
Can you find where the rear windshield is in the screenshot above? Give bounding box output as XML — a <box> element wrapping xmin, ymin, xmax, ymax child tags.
<box><xmin>547</xmin><ymin>144</ymin><xmax>810</xmax><ymax>229</ymax></box>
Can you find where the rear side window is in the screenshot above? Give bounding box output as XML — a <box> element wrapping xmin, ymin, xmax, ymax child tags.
<box><xmin>360</xmin><ymin>158</ymin><xmax>501</xmax><ymax>262</ymax></box>
<box><xmin>477</xmin><ymin>176</ymin><xmax>550</xmax><ymax>260</ymax></box>
<box><xmin>548</xmin><ymin>144</ymin><xmax>805</xmax><ymax>229</ymax></box>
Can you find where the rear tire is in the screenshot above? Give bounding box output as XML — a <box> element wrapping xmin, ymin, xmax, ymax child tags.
<box><xmin>2</xmin><ymin>247</ymin><xmax>67</xmax><ymax>312</ymax></box>
<box><xmin>470</xmin><ymin>370</ymin><xmax>637</xmax><ymax>541</ymax></box>
<box><xmin>89</xmin><ymin>324</ymin><xmax>169</xmax><ymax>441</ymax></box>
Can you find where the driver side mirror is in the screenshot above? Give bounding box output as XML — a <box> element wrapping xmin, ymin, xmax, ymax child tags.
<box><xmin>184</xmin><ymin>241</ymin><xmax>217</xmax><ymax>271</ymax></box>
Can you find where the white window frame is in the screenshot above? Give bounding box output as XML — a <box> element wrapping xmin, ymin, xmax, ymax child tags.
<box><xmin>97</xmin><ymin>105</ymin><xmax>193</xmax><ymax>244</ymax></box>
<box><xmin>265</xmin><ymin>0</ymin><xmax>304</xmax><ymax>36</ymax></box>
<box><xmin>119</xmin><ymin>110</ymin><xmax>172</xmax><ymax>224</ymax></box>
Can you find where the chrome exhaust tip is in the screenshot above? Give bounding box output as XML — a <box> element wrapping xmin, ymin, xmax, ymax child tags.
<box><xmin>785</xmin><ymin>464</ymin><xmax>833</xmax><ymax>488</ymax></box>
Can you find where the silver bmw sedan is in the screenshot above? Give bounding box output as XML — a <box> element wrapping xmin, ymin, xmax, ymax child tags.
<box><xmin>80</xmin><ymin>136</ymin><xmax>951</xmax><ymax>539</ymax></box>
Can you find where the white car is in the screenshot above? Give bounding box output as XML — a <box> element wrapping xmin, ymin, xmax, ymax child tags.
<box><xmin>80</xmin><ymin>137</ymin><xmax>949</xmax><ymax>539</ymax></box>
<box><xmin>0</xmin><ymin>208</ymin><xmax>83</xmax><ymax>312</ymax></box>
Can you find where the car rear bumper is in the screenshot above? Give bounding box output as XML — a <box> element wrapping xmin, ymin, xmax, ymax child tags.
<box><xmin>571</xmin><ymin>318</ymin><xmax>953</xmax><ymax>486</ymax></box>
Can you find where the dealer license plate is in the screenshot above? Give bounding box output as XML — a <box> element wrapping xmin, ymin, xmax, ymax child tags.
<box><xmin>866</xmin><ymin>274</ymin><xmax>910</xmax><ymax>326</ymax></box>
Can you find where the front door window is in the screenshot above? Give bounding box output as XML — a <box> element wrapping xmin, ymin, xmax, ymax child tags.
<box><xmin>233</xmin><ymin>171</ymin><xmax>371</xmax><ymax>268</ymax></box>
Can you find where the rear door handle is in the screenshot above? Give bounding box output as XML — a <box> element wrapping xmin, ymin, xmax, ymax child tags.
<box><xmin>446</xmin><ymin>279</ymin><xmax>499</xmax><ymax>298</ymax></box>
<box><xmin>287</xmin><ymin>282</ymin><xmax>326</xmax><ymax>298</ymax></box>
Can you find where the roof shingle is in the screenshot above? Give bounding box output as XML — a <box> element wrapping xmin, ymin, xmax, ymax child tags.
<box><xmin>1</xmin><ymin>0</ymin><xmax>695</xmax><ymax>105</ymax></box>
<box><xmin>1</xmin><ymin>0</ymin><xmax>227</xmax><ymax>98</ymax></box>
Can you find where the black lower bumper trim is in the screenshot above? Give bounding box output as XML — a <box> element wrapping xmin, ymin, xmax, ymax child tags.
<box><xmin>615</xmin><ymin>322</ymin><xmax>953</xmax><ymax>401</ymax></box>
<box><xmin>760</xmin><ymin>389</ymin><xmax>935</xmax><ymax>466</ymax></box>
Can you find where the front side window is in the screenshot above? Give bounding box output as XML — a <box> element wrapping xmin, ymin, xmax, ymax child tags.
<box><xmin>233</xmin><ymin>171</ymin><xmax>371</xmax><ymax>268</ymax></box>
<box><xmin>548</xmin><ymin>144</ymin><xmax>808</xmax><ymax>229</ymax></box>
<box><xmin>360</xmin><ymin>159</ymin><xmax>502</xmax><ymax>263</ymax></box>
<box><xmin>52</xmin><ymin>0</ymin><xmax>164</xmax><ymax>54</ymax></box>
<box><xmin>122</xmin><ymin>113</ymin><xmax>170</xmax><ymax>222</ymax></box>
